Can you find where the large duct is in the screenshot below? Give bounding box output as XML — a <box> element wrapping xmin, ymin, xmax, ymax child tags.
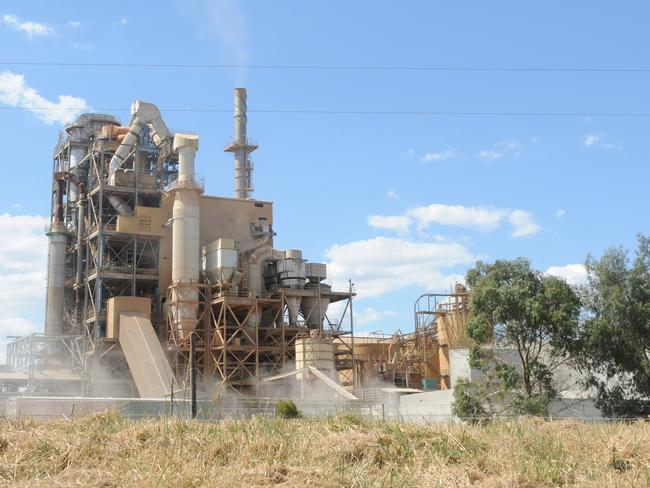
<box><xmin>108</xmin><ymin>101</ymin><xmax>172</xmax><ymax>179</ymax></box>
<box><xmin>107</xmin><ymin>101</ymin><xmax>172</xmax><ymax>215</ymax></box>
<box><xmin>248</xmin><ymin>245</ymin><xmax>282</xmax><ymax>297</ymax></box>
<box><xmin>246</xmin><ymin>244</ymin><xmax>283</xmax><ymax>329</ymax></box>
<box><xmin>170</xmin><ymin>133</ymin><xmax>201</xmax><ymax>338</ymax></box>
<box><xmin>224</xmin><ymin>88</ymin><xmax>258</xmax><ymax>199</ymax></box>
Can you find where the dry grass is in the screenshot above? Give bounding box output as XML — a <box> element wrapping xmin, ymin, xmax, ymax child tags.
<box><xmin>0</xmin><ymin>412</ymin><xmax>648</xmax><ymax>487</ymax></box>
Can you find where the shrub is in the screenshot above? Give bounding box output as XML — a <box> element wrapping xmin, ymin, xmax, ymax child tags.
<box><xmin>276</xmin><ymin>400</ymin><xmax>301</xmax><ymax>419</ymax></box>
<box><xmin>452</xmin><ymin>377</ymin><xmax>490</xmax><ymax>423</ymax></box>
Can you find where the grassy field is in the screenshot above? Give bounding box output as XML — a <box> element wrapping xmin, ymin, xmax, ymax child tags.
<box><xmin>0</xmin><ymin>412</ymin><xmax>648</xmax><ymax>487</ymax></box>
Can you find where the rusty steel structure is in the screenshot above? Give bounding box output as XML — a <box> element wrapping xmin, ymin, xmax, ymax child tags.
<box><xmin>347</xmin><ymin>285</ymin><xmax>469</xmax><ymax>390</ymax></box>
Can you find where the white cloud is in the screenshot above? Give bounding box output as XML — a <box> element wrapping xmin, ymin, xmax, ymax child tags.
<box><xmin>545</xmin><ymin>264</ymin><xmax>587</xmax><ymax>286</ymax></box>
<box><xmin>495</xmin><ymin>140</ymin><xmax>524</xmax><ymax>159</ymax></box>
<box><xmin>0</xmin><ymin>317</ymin><xmax>37</xmax><ymax>337</ymax></box>
<box><xmin>326</xmin><ymin>236</ymin><xmax>472</xmax><ymax>298</ymax></box>
<box><xmin>408</xmin><ymin>204</ymin><xmax>509</xmax><ymax>232</ymax></box>
<box><xmin>603</xmin><ymin>142</ymin><xmax>623</xmax><ymax>151</ymax></box>
<box><xmin>67</xmin><ymin>20</ymin><xmax>81</xmax><ymax>28</ymax></box>
<box><xmin>421</xmin><ymin>149</ymin><xmax>455</xmax><ymax>162</ymax></box>
<box><xmin>70</xmin><ymin>42</ymin><xmax>93</xmax><ymax>51</ymax></box>
<box><xmin>582</xmin><ymin>133</ymin><xmax>623</xmax><ymax>150</ymax></box>
<box><xmin>0</xmin><ymin>214</ymin><xmax>48</xmax><ymax>352</ymax></box>
<box><xmin>0</xmin><ymin>214</ymin><xmax>49</xmax><ymax>272</ymax></box>
<box><xmin>367</xmin><ymin>215</ymin><xmax>412</xmax><ymax>236</ymax></box>
<box><xmin>555</xmin><ymin>209</ymin><xmax>566</xmax><ymax>219</ymax></box>
<box><xmin>402</xmin><ymin>149</ymin><xmax>415</xmax><ymax>158</ymax></box>
<box><xmin>387</xmin><ymin>189</ymin><xmax>399</xmax><ymax>200</ymax></box>
<box><xmin>478</xmin><ymin>140</ymin><xmax>524</xmax><ymax>160</ymax></box>
<box><xmin>355</xmin><ymin>307</ymin><xmax>397</xmax><ymax>327</ymax></box>
<box><xmin>478</xmin><ymin>149</ymin><xmax>502</xmax><ymax>161</ymax></box>
<box><xmin>120</xmin><ymin>18</ymin><xmax>128</xmax><ymax>25</ymax></box>
<box><xmin>0</xmin><ymin>71</ymin><xmax>89</xmax><ymax>125</ymax></box>
<box><xmin>3</xmin><ymin>14</ymin><xmax>54</xmax><ymax>38</ymax></box>
<box><xmin>365</xmin><ymin>203</ymin><xmax>542</xmax><ymax>237</ymax></box>
<box><xmin>508</xmin><ymin>209</ymin><xmax>541</xmax><ymax>237</ymax></box>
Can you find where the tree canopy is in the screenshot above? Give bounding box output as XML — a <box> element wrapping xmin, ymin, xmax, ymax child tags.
<box><xmin>577</xmin><ymin>234</ymin><xmax>650</xmax><ymax>417</ymax></box>
<box><xmin>453</xmin><ymin>258</ymin><xmax>581</xmax><ymax>419</ymax></box>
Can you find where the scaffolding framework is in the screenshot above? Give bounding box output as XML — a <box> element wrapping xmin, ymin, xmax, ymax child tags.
<box><xmin>5</xmin><ymin>123</ymin><xmax>180</xmax><ymax>395</ymax></box>
<box><xmin>167</xmin><ymin>284</ymin><xmax>355</xmax><ymax>395</ymax></box>
<box><xmin>4</xmin><ymin>334</ymin><xmax>85</xmax><ymax>394</ymax></box>
<box><xmin>345</xmin><ymin>287</ymin><xmax>469</xmax><ymax>391</ymax></box>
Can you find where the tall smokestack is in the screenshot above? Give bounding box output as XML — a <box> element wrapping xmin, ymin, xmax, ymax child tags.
<box><xmin>225</xmin><ymin>88</ymin><xmax>258</xmax><ymax>199</ymax></box>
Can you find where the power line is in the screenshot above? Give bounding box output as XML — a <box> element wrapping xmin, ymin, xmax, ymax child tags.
<box><xmin>1</xmin><ymin>61</ymin><xmax>650</xmax><ymax>73</ymax></box>
<box><xmin>1</xmin><ymin>106</ymin><xmax>650</xmax><ymax>118</ymax></box>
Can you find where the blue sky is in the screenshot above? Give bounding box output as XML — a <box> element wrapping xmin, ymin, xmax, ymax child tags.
<box><xmin>0</xmin><ymin>1</ymin><xmax>649</xmax><ymax>346</ymax></box>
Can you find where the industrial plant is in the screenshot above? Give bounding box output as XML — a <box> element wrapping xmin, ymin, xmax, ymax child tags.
<box><xmin>0</xmin><ymin>88</ymin><xmax>473</xmax><ymax>419</ymax></box>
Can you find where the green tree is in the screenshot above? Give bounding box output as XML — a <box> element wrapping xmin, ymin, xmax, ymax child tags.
<box><xmin>455</xmin><ymin>258</ymin><xmax>581</xmax><ymax>418</ymax></box>
<box><xmin>577</xmin><ymin>235</ymin><xmax>650</xmax><ymax>418</ymax></box>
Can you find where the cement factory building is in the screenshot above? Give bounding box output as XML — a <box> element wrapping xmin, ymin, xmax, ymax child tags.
<box><xmin>0</xmin><ymin>88</ymin><xmax>477</xmax><ymax>422</ymax></box>
<box><xmin>4</xmin><ymin>89</ymin><xmax>356</xmax><ymax>399</ymax></box>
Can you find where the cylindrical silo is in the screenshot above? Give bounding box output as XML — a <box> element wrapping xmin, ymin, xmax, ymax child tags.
<box><xmin>44</xmin><ymin>228</ymin><xmax>66</xmax><ymax>336</ymax></box>
<box><xmin>295</xmin><ymin>331</ymin><xmax>336</xmax><ymax>380</ymax></box>
<box><xmin>171</xmin><ymin>133</ymin><xmax>201</xmax><ymax>338</ymax></box>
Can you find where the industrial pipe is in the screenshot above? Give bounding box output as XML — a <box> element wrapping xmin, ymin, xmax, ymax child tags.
<box><xmin>247</xmin><ymin>245</ymin><xmax>284</xmax><ymax>297</ymax></box>
<box><xmin>107</xmin><ymin>195</ymin><xmax>133</xmax><ymax>216</ymax></box>
<box><xmin>45</xmin><ymin>178</ymin><xmax>67</xmax><ymax>336</ymax></box>
<box><xmin>75</xmin><ymin>184</ymin><xmax>86</xmax><ymax>305</ymax></box>
<box><xmin>68</xmin><ymin>146</ymin><xmax>85</xmax><ymax>202</ymax></box>
<box><xmin>171</xmin><ymin>133</ymin><xmax>201</xmax><ymax>338</ymax></box>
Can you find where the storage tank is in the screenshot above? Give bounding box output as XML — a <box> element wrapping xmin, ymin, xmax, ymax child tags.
<box><xmin>276</xmin><ymin>250</ymin><xmax>306</xmax><ymax>289</ymax></box>
<box><xmin>203</xmin><ymin>238</ymin><xmax>238</xmax><ymax>284</ymax></box>
<box><xmin>295</xmin><ymin>330</ymin><xmax>336</xmax><ymax>380</ymax></box>
<box><xmin>305</xmin><ymin>262</ymin><xmax>327</xmax><ymax>283</ymax></box>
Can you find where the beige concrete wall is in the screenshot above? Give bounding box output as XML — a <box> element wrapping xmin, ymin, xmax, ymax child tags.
<box><xmin>119</xmin><ymin>315</ymin><xmax>175</xmax><ymax>398</ymax></box>
<box><xmin>112</xmin><ymin>171</ymin><xmax>156</xmax><ymax>189</ymax></box>
<box><xmin>106</xmin><ymin>297</ymin><xmax>151</xmax><ymax>339</ymax></box>
<box><xmin>117</xmin><ymin>206</ymin><xmax>168</xmax><ymax>236</ymax></box>
<box><xmin>159</xmin><ymin>194</ymin><xmax>273</xmax><ymax>290</ymax></box>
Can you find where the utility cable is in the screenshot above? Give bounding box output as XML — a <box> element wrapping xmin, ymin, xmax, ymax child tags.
<box><xmin>1</xmin><ymin>61</ymin><xmax>650</xmax><ymax>73</ymax></box>
<box><xmin>1</xmin><ymin>106</ymin><xmax>650</xmax><ymax>118</ymax></box>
